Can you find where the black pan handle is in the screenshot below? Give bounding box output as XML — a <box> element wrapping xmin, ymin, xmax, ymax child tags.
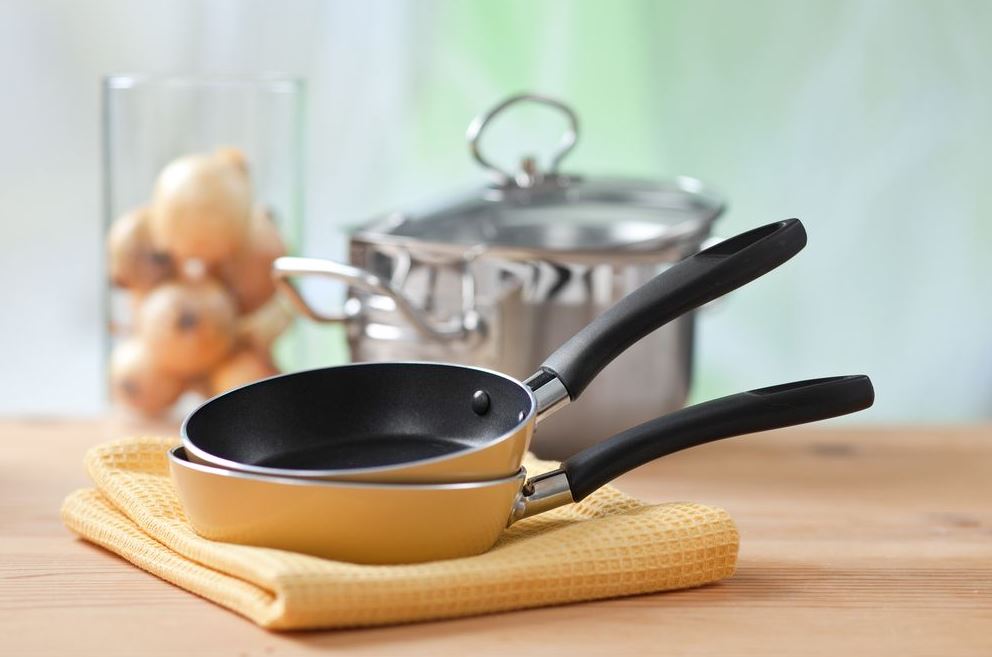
<box><xmin>562</xmin><ymin>375</ymin><xmax>875</xmax><ymax>501</ymax></box>
<box><xmin>539</xmin><ymin>219</ymin><xmax>808</xmax><ymax>401</ymax></box>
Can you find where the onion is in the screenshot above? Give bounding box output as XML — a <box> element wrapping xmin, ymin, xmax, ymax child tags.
<box><xmin>138</xmin><ymin>279</ymin><xmax>236</xmax><ymax>377</ymax></box>
<box><xmin>110</xmin><ymin>338</ymin><xmax>184</xmax><ymax>416</ymax></box>
<box><xmin>208</xmin><ymin>349</ymin><xmax>277</xmax><ymax>396</ymax></box>
<box><xmin>219</xmin><ymin>206</ymin><xmax>287</xmax><ymax>313</ymax></box>
<box><xmin>150</xmin><ymin>148</ymin><xmax>252</xmax><ymax>264</ymax></box>
<box><xmin>107</xmin><ymin>206</ymin><xmax>174</xmax><ymax>290</ymax></box>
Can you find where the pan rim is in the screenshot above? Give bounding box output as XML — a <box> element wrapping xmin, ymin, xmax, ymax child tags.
<box><xmin>180</xmin><ymin>360</ymin><xmax>538</xmax><ymax>479</ymax></box>
<box><xmin>169</xmin><ymin>446</ymin><xmax>528</xmax><ymax>490</ymax></box>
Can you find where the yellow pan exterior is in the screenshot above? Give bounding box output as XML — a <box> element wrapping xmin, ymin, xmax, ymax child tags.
<box><xmin>169</xmin><ymin>448</ymin><xmax>525</xmax><ymax>564</ymax></box>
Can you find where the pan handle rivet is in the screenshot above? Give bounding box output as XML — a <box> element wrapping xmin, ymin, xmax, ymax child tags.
<box><xmin>472</xmin><ymin>390</ymin><xmax>491</xmax><ymax>415</ymax></box>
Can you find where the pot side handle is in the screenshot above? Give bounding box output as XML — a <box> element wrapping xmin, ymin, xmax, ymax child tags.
<box><xmin>538</xmin><ymin>218</ymin><xmax>808</xmax><ymax>402</ymax></box>
<box><xmin>272</xmin><ymin>256</ymin><xmax>480</xmax><ymax>342</ymax></box>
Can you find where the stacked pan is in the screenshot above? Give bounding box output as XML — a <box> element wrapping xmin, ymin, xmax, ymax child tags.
<box><xmin>172</xmin><ymin>219</ymin><xmax>874</xmax><ymax>564</ymax></box>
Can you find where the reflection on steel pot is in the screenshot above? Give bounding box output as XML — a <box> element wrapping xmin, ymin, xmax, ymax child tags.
<box><xmin>275</xmin><ymin>94</ymin><xmax>726</xmax><ymax>457</ymax></box>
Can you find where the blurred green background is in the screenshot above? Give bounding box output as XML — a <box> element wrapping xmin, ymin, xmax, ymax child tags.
<box><xmin>0</xmin><ymin>0</ymin><xmax>989</xmax><ymax>420</ymax></box>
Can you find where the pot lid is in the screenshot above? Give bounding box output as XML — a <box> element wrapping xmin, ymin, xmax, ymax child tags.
<box><xmin>353</xmin><ymin>94</ymin><xmax>724</xmax><ymax>262</ymax></box>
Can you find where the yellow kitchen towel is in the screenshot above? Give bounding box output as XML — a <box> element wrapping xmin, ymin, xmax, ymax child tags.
<box><xmin>61</xmin><ymin>436</ymin><xmax>739</xmax><ymax>630</ymax></box>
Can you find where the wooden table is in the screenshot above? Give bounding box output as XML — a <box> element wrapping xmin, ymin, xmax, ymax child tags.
<box><xmin>1</xmin><ymin>419</ymin><xmax>989</xmax><ymax>656</ymax></box>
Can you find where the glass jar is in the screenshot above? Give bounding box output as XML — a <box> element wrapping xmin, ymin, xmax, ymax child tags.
<box><xmin>103</xmin><ymin>75</ymin><xmax>305</xmax><ymax>418</ymax></box>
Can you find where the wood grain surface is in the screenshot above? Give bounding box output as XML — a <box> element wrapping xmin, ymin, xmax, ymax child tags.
<box><xmin>1</xmin><ymin>418</ymin><xmax>989</xmax><ymax>656</ymax></box>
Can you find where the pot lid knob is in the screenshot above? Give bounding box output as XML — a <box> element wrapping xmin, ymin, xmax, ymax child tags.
<box><xmin>466</xmin><ymin>93</ymin><xmax>579</xmax><ymax>188</ymax></box>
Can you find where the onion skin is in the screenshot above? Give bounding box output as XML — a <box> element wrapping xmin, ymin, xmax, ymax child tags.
<box><xmin>108</xmin><ymin>206</ymin><xmax>174</xmax><ymax>290</ymax></box>
<box><xmin>213</xmin><ymin>147</ymin><xmax>248</xmax><ymax>173</ymax></box>
<box><xmin>138</xmin><ymin>279</ymin><xmax>237</xmax><ymax>377</ymax></box>
<box><xmin>110</xmin><ymin>338</ymin><xmax>184</xmax><ymax>416</ymax></box>
<box><xmin>208</xmin><ymin>349</ymin><xmax>278</xmax><ymax>396</ymax></box>
<box><xmin>150</xmin><ymin>148</ymin><xmax>252</xmax><ymax>264</ymax></box>
<box><xmin>220</xmin><ymin>206</ymin><xmax>287</xmax><ymax>313</ymax></box>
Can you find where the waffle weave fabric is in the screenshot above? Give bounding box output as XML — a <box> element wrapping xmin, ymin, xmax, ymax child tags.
<box><xmin>60</xmin><ymin>436</ymin><xmax>739</xmax><ymax>630</ymax></box>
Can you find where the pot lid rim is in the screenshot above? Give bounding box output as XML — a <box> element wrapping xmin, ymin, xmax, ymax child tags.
<box><xmin>350</xmin><ymin>174</ymin><xmax>726</xmax><ymax>262</ymax></box>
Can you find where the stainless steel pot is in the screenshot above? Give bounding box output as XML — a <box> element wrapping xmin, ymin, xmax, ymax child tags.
<box><xmin>275</xmin><ymin>94</ymin><xmax>725</xmax><ymax>457</ymax></box>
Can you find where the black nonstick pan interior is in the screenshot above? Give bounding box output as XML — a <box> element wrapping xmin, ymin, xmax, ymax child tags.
<box><xmin>183</xmin><ymin>363</ymin><xmax>534</xmax><ymax>470</ymax></box>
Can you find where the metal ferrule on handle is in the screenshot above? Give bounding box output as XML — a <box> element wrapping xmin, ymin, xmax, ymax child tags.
<box><xmin>509</xmin><ymin>469</ymin><xmax>573</xmax><ymax>525</ymax></box>
<box><xmin>524</xmin><ymin>369</ymin><xmax>571</xmax><ymax>423</ymax></box>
